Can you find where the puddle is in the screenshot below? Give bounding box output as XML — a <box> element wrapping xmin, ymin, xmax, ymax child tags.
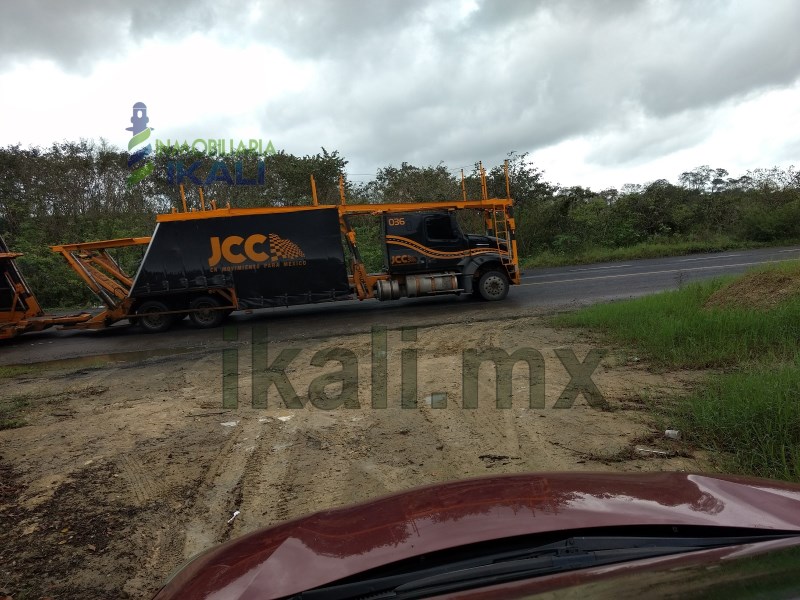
<box><xmin>6</xmin><ymin>346</ymin><xmax>205</xmax><ymax>371</ymax></box>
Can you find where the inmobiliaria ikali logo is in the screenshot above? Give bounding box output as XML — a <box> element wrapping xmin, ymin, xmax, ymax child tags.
<box><xmin>125</xmin><ymin>102</ymin><xmax>277</xmax><ymax>187</ymax></box>
<box><xmin>126</xmin><ymin>102</ymin><xmax>154</xmax><ymax>186</ymax></box>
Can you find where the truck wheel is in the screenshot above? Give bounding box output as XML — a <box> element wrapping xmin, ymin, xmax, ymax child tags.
<box><xmin>477</xmin><ymin>270</ymin><xmax>509</xmax><ymax>301</ymax></box>
<box><xmin>136</xmin><ymin>300</ymin><xmax>175</xmax><ymax>333</ymax></box>
<box><xmin>188</xmin><ymin>295</ymin><xmax>226</xmax><ymax>329</ymax></box>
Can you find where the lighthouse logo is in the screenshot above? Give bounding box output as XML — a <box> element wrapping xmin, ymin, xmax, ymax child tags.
<box><xmin>126</xmin><ymin>102</ymin><xmax>155</xmax><ymax>186</ymax></box>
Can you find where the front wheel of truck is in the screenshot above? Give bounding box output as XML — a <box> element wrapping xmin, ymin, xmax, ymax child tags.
<box><xmin>136</xmin><ymin>300</ymin><xmax>175</xmax><ymax>333</ymax></box>
<box><xmin>188</xmin><ymin>295</ymin><xmax>227</xmax><ymax>329</ymax></box>
<box><xmin>477</xmin><ymin>270</ymin><xmax>509</xmax><ymax>301</ymax></box>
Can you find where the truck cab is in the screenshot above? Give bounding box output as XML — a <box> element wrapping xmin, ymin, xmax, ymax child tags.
<box><xmin>377</xmin><ymin>208</ymin><xmax>516</xmax><ymax>302</ymax></box>
<box><xmin>383</xmin><ymin>211</ymin><xmax>467</xmax><ymax>274</ymax></box>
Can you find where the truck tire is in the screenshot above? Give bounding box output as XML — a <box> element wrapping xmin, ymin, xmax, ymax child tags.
<box><xmin>136</xmin><ymin>300</ymin><xmax>175</xmax><ymax>333</ymax></box>
<box><xmin>477</xmin><ymin>270</ymin><xmax>509</xmax><ymax>301</ymax></box>
<box><xmin>188</xmin><ymin>295</ymin><xmax>226</xmax><ymax>329</ymax></box>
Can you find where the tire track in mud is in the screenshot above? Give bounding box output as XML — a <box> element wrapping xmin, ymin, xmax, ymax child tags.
<box><xmin>117</xmin><ymin>454</ymin><xmax>162</xmax><ymax>504</ymax></box>
<box><xmin>181</xmin><ymin>415</ymin><xmax>262</xmax><ymax>558</ymax></box>
<box><xmin>228</xmin><ymin>404</ymin><xmax>455</xmax><ymax>539</ymax></box>
<box><xmin>233</xmin><ymin>410</ymin><xmax>371</xmax><ymax>535</ymax></box>
<box><xmin>418</xmin><ymin>404</ymin><xmax>526</xmax><ymax>477</ymax></box>
<box><xmin>238</xmin><ymin>417</ymin><xmax>301</xmax><ymax>528</ymax></box>
<box><xmin>408</xmin><ymin>353</ymin><xmax>529</xmax><ymax>476</ymax></box>
<box><xmin>414</xmin><ymin>361</ymin><xmax>581</xmax><ymax>475</ymax></box>
<box><xmin>413</xmin><ymin>341</ymin><xmax>646</xmax><ymax>474</ymax></box>
<box><xmin>228</xmin><ymin>389</ymin><xmax>558</xmax><ymax>538</ymax></box>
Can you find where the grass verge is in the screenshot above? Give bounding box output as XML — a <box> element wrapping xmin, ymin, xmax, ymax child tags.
<box><xmin>554</xmin><ymin>269</ymin><xmax>800</xmax><ymax>369</ymax></box>
<box><xmin>555</xmin><ymin>261</ymin><xmax>800</xmax><ymax>482</ymax></box>
<box><xmin>522</xmin><ymin>236</ymin><xmax>799</xmax><ymax>269</ymax></box>
<box><xmin>673</xmin><ymin>361</ymin><xmax>800</xmax><ymax>481</ymax></box>
<box><xmin>0</xmin><ymin>365</ymin><xmax>35</xmax><ymax>379</ymax></box>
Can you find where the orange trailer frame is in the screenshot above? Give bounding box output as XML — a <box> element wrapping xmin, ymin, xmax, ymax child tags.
<box><xmin>0</xmin><ymin>236</ymin><xmax>93</xmax><ymax>340</ymax></box>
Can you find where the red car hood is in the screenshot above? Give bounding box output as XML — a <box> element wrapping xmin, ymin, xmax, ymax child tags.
<box><xmin>153</xmin><ymin>472</ymin><xmax>800</xmax><ymax>599</ymax></box>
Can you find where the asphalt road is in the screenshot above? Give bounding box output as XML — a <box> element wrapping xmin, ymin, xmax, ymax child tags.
<box><xmin>3</xmin><ymin>244</ymin><xmax>800</xmax><ymax>365</ymax></box>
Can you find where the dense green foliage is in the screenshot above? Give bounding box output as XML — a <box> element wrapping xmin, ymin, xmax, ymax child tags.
<box><xmin>556</xmin><ymin>263</ymin><xmax>800</xmax><ymax>482</ymax></box>
<box><xmin>1</xmin><ymin>141</ymin><xmax>798</xmax><ymax>306</ymax></box>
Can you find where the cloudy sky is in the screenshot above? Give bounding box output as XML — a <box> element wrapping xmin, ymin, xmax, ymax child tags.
<box><xmin>1</xmin><ymin>0</ymin><xmax>798</xmax><ymax>190</ymax></box>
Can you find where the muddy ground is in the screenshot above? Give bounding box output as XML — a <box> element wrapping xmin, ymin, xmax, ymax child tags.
<box><xmin>0</xmin><ymin>315</ymin><xmax>708</xmax><ymax>599</ymax></box>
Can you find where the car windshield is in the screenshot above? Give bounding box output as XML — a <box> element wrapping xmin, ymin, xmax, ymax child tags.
<box><xmin>291</xmin><ymin>528</ymin><xmax>800</xmax><ymax>600</ymax></box>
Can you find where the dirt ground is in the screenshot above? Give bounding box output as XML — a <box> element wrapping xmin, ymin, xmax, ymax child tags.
<box><xmin>0</xmin><ymin>315</ymin><xmax>709</xmax><ymax>600</ymax></box>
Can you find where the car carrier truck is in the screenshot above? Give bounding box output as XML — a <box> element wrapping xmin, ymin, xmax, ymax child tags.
<box><xmin>38</xmin><ymin>163</ymin><xmax>520</xmax><ymax>335</ymax></box>
<box><xmin>0</xmin><ymin>235</ymin><xmax>92</xmax><ymax>339</ymax></box>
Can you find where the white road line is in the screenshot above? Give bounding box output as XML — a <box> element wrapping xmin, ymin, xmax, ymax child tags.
<box><xmin>679</xmin><ymin>254</ymin><xmax>741</xmax><ymax>262</ymax></box>
<box><xmin>521</xmin><ymin>265</ymin><xmax>635</xmax><ymax>280</ymax></box>
<box><xmin>520</xmin><ymin>257</ymin><xmax>800</xmax><ymax>287</ymax></box>
<box><xmin>567</xmin><ymin>265</ymin><xmax>633</xmax><ymax>272</ymax></box>
<box><xmin>778</xmin><ymin>248</ymin><xmax>800</xmax><ymax>253</ymax></box>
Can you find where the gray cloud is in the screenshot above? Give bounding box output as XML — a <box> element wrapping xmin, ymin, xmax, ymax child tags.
<box><xmin>243</xmin><ymin>0</ymin><xmax>800</xmax><ymax>173</ymax></box>
<box><xmin>0</xmin><ymin>0</ymin><xmax>223</xmax><ymax>72</ymax></box>
<box><xmin>2</xmin><ymin>0</ymin><xmax>799</xmax><ymax>176</ymax></box>
<box><xmin>585</xmin><ymin>108</ymin><xmax>719</xmax><ymax>167</ymax></box>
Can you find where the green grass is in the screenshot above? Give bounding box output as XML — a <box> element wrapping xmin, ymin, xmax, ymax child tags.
<box><xmin>0</xmin><ymin>417</ymin><xmax>26</xmax><ymax>430</ymax></box>
<box><xmin>554</xmin><ymin>277</ymin><xmax>800</xmax><ymax>369</ymax></box>
<box><xmin>521</xmin><ymin>236</ymin><xmax>784</xmax><ymax>269</ymax></box>
<box><xmin>0</xmin><ymin>394</ymin><xmax>30</xmax><ymax>430</ymax></box>
<box><xmin>556</xmin><ymin>261</ymin><xmax>800</xmax><ymax>482</ymax></box>
<box><xmin>673</xmin><ymin>361</ymin><xmax>800</xmax><ymax>481</ymax></box>
<box><xmin>0</xmin><ymin>365</ymin><xmax>35</xmax><ymax>379</ymax></box>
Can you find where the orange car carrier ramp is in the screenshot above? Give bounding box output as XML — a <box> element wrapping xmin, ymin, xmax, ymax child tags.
<box><xmin>49</xmin><ymin>237</ymin><xmax>151</xmax><ymax>330</ymax></box>
<box><xmin>0</xmin><ymin>235</ymin><xmax>92</xmax><ymax>340</ymax></box>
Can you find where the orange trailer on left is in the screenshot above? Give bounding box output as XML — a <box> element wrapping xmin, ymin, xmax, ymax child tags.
<box><xmin>0</xmin><ymin>235</ymin><xmax>93</xmax><ymax>340</ymax></box>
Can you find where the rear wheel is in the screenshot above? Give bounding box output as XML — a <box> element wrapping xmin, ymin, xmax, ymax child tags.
<box><xmin>136</xmin><ymin>300</ymin><xmax>175</xmax><ymax>333</ymax></box>
<box><xmin>477</xmin><ymin>270</ymin><xmax>509</xmax><ymax>301</ymax></box>
<box><xmin>188</xmin><ymin>295</ymin><xmax>227</xmax><ymax>329</ymax></box>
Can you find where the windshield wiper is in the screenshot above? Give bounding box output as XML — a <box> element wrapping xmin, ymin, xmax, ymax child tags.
<box><xmin>292</xmin><ymin>533</ymin><xmax>798</xmax><ymax>600</ymax></box>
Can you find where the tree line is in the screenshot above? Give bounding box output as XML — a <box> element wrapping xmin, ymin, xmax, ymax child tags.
<box><xmin>1</xmin><ymin>141</ymin><xmax>798</xmax><ymax>307</ymax></box>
